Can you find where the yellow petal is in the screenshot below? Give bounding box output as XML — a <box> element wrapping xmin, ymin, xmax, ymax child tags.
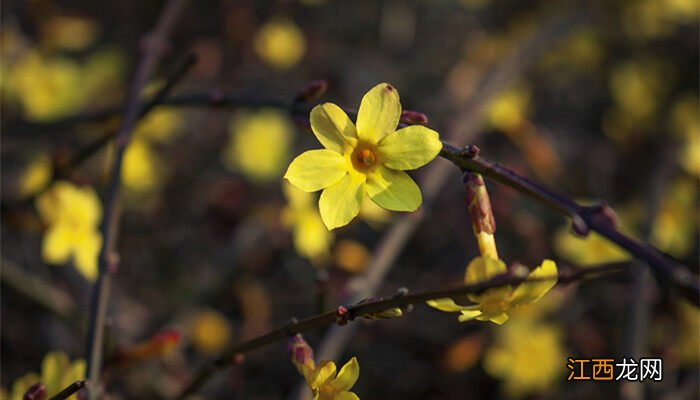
<box><xmin>481</xmin><ymin>312</ymin><xmax>510</xmax><ymax>325</ymax></box>
<box><xmin>41</xmin><ymin>351</ymin><xmax>70</xmax><ymax>394</ymax></box>
<box><xmin>310</xmin><ymin>103</ymin><xmax>358</xmax><ymax>154</ymax></box>
<box><xmin>334</xmin><ymin>392</ymin><xmax>360</xmax><ymax>400</ymax></box>
<box><xmin>356</xmin><ymin>83</ymin><xmax>401</xmax><ymax>144</ymax></box>
<box><xmin>464</xmin><ymin>256</ymin><xmax>507</xmax><ymax>285</ymax></box>
<box><xmin>73</xmin><ymin>231</ymin><xmax>101</xmax><ymax>281</ymax></box>
<box><xmin>42</xmin><ymin>225</ymin><xmax>74</xmax><ymax>265</ymax></box>
<box><xmin>366</xmin><ymin>166</ymin><xmax>421</xmax><ymax>212</ymax></box>
<box><xmin>464</xmin><ymin>256</ymin><xmax>510</xmax><ymax>303</ymax></box>
<box><xmin>379</xmin><ymin>125</ymin><xmax>442</xmax><ymax>170</ymax></box>
<box><xmin>329</xmin><ymin>357</ymin><xmax>359</xmax><ymax>392</ymax></box>
<box><xmin>458</xmin><ymin>309</ymin><xmax>484</xmax><ymax>322</ymax></box>
<box><xmin>319</xmin><ymin>173</ymin><xmax>365</xmax><ymax>230</ymax></box>
<box><xmin>308</xmin><ymin>361</ymin><xmax>337</xmax><ymax>390</ymax></box>
<box><xmin>285</xmin><ymin>150</ymin><xmax>348</xmax><ymax>192</ymax></box>
<box><xmin>10</xmin><ymin>372</ymin><xmax>41</xmax><ymax>400</ymax></box>
<box><xmin>510</xmin><ymin>259</ymin><xmax>558</xmax><ymax>305</ymax></box>
<box><xmin>426</xmin><ymin>298</ymin><xmax>478</xmax><ymax>313</ymax></box>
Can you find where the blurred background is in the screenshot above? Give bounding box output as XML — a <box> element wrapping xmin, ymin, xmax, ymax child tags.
<box><xmin>1</xmin><ymin>0</ymin><xmax>698</xmax><ymax>399</ymax></box>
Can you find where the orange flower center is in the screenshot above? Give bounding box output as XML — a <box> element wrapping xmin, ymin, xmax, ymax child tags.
<box><xmin>351</xmin><ymin>146</ymin><xmax>379</xmax><ymax>171</ymax></box>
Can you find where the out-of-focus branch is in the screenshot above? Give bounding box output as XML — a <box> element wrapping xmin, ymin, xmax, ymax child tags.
<box><xmin>83</xmin><ymin>1</ymin><xmax>191</xmax><ymax>399</ymax></box>
<box><xmin>48</xmin><ymin>380</ymin><xmax>87</xmax><ymax>400</ymax></box>
<box><xmin>173</xmin><ymin>263</ymin><xmax>629</xmax><ymax>399</ymax></box>
<box><xmin>0</xmin><ymin>258</ymin><xmax>76</xmax><ymax>319</ymax></box>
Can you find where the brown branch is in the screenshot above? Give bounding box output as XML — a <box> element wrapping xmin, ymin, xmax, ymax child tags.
<box><xmin>174</xmin><ymin>263</ymin><xmax>629</xmax><ymax>399</ymax></box>
<box><xmin>83</xmin><ymin>1</ymin><xmax>191</xmax><ymax>398</ymax></box>
<box><xmin>438</xmin><ymin>141</ymin><xmax>699</xmax><ymax>305</ymax></box>
<box><xmin>48</xmin><ymin>380</ymin><xmax>87</xmax><ymax>400</ymax></box>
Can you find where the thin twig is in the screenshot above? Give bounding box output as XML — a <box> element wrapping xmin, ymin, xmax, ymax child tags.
<box><xmin>48</xmin><ymin>380</ymin><xmax>87</xmax><ymax>400</ymax></box>
<box><xmin>83</xmin><ymin>1</ymin><xmax>191</xmax><ymax>398</ymax></box>
<box><xmin>174</xmin><ymin>263</ymin><xmax>629</xmax><ymax>399</ymax></box>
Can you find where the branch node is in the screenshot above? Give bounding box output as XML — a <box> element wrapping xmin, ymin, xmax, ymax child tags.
<box><xmin>393</xmin><ymin>287</ymin><xmax>409</xmax><ymax>298</ymax></box>
<box><xmin>460</xmin><ymin>145</ymin><xmax>480</xmax><ymax>158</ymax></box>
<box><xmin>571</xmin><ymin>215</ymin><xmax>589</xmax><ymax>236</ymax></box>
<box><xmin>283</xmin><ymin>318</ymin><xmax>299</xmax><ymax>336</ymax></box>
<box><xmin>335</xmin><ymin>305</ymin><xmax>351</xmax><ymax>326</ymax></box>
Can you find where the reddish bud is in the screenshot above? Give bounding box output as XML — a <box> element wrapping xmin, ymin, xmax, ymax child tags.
<box><xmin>288</xmin><ymin>334</ymin><xmax>314</xmax><ymax>372</ymax></box>
<box><xmin>400</xmin><ymin>110</ymin><xmax>429</xmax><ymax>125</ymax></box>
<box><xmin>335</xmin><ymin>305</ymin><xmax>350</xmax><ymax>326</ymax></box>
<box><xmin>463</xmin><ymin>172</ymin><xmax>496</xmax><ymax>235</ymax></box>
<box><xmin>295</xmin><ymin>80</ymin><xmax>328</xmax><ymax>103</ymax></box>
<box><xmin>23</xmin><ymin>383</ymin><xmax>47</xmax><ymax>400</ymax></box>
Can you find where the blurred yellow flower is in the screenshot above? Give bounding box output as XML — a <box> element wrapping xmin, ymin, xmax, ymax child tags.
<box><xmin>191</xmin><ymin>309</ymin><xmax>231</xmax><ymax>355</ymax></box>
<box><xmin>651</xmin><ymin>176</ymin><xmax>697</xmax><ymax>258</ymax></box>
<box><xmin>254</xmin><ymin>17</ymin><xmax>306</xmax><ymax>70</ymax></box>
<box><xmin>669</xmin><ymin>95</ymin><xmax>700</xmax><ymax>176</ymax></box>
<box><xmin>285</xmin><ymin>83</ymin><xmax>442</xmax><ymax>230</ymax></box>
<box><xmin>486</xmin><ymin>85</ymin><xmax>531</xmax><ymax>132</ymax></box>
<box><xmin>133</xmin><ymin>108</ymin><xmax>182</xmax><ymax>144</ymax></box>
<box><xmin>121</xmin><ymin>138</ymin><xmax>163</xmax><ymax>195</ymax></box>
<box><xmin>483</xmin><ymin>318</ymin><xmax>564</xmax><ymax>397</ymax></box>
<box><xmin>610</xmin><ymin>61</ymin><xmax>665</xmax><ymax>119</ymax></box>
<box><xmin>676</xmin><ymin>300</ymin><xmax>700</xmax><ymax>365</ymax></box>
<box><xmin>427</xmin><ymin>257</ymin><xmax>558</xmax><ymax>325</ymax></box>
<box><xmin>82</xmin><ymin>49</ymin><xmax>126</xmax><ymax>105</ymax></box>
<box><xmin>623</xmin><ymin>0</ymin><xmax>699</xmax><ymax>39</ymax></box>
<box><xmin>9</xmin><ymin>351</ymin><xmax>85</xmax><ymax>400</ymax></box>
<box><xmin>554</xmin><ymin>228</ymin><xmax>632</xmax><ymax>266</ymax></box>
<box><xmin>36</xmin><ymin>182</ymin><xmax>102</xmax><ymax>280</ymax></box>
<box><xmin>0</xmin><ymin>26</ymin><xmax>30</xmax><ymax>95</ymax></box>
<box><xmin>8</xmin><ymin>51</ymin><xmax>85</xmax><ymax>121</ymax></box>
<box><xmin>223</xmin><ymin>109</ymin><xmax>293</xmax><ymax>182</ymax></box>
<box><xmin>282</xmin><ymin>182</ymin><xmax>333</xmax><ymax>264</ymax></box>
<box><xmin>19</xmin><ymin>154</ymin><xmax>52</xmax><ymax>197</ymax></box>
<box><xmin>333</xmin><ymin>239</ymin><xmax>369</xmax><ymax>274</ymax></box>
<box><xmin>41</xmin><ymin>15</ymin><xmax>99</xmax><ymax>51</ymax></box>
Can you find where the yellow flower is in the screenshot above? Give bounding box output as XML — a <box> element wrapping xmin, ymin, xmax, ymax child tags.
<box><xmin>9</xmin><ymin>351</ymin><xmax>85</xmax><ymax>400</ymax></box>
<box><xmin>19</xmin><ymin>154</ymin><xmax>52</xmax><ymax>197</ymax></box>
<box><xmin>304</xmin><ymin>358</ymin><xmax>360</xmax><ymax>400</ymax></box>
<box><xmin>254</xmin><ymin>17</ymin><xmax>306</xmax><ymax>70</ymax></box>
<box><xmin>288</xmin><ymin>334</ymin><xmax>361</xmax><ymax>400</ymax></box>
<box><xmin>223</xmin><ymin>109</ymin><xmax>293</xmax><ymax>182</ymax></box>
<box><xmin>282</xmin><ymin>183</ymin><xmax>333</xmax><ymax>264</ymax></box>
<box><xmin>285</xmin><ymin>83</ymin><xmax>442</xmax><ymax>230</ymax></box>
<box><xmin>36</xmin><ymin>182</ymin><xmax>102</xmax><ymax>281</ymax></box>
<box><xmin>483</xmin><ymin>318</ymin><xmax>564</xmax><ymax>397</ymax></box>
<box><xmin>427</xmin><ymin>257</ymin><xmax>558</xmax><ymax>325</ymax></box>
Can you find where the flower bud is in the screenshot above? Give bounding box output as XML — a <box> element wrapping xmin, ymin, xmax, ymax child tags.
<box><xmin>288</xmin><ymin>334</ymin><xmax>315</xmax><ymax>374</ymax></box>
<box><xmin>295</xmin><ymin>80</ymin><xmax>328</xmax><ymax>103</ymax></box>
<box><xmin>400</xmin><ymin>110</ymin><xmax>429</xmax><ymax>125</ymax></box>
<box><xmin>463</xmin><ymin>172</ymin><xmax>498</xmax><ymax>259</ymax></box>
<box><xmin>23</xmin><ymin>383</ymin><xmax>47</xmax><ymax>400</ymax></box>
